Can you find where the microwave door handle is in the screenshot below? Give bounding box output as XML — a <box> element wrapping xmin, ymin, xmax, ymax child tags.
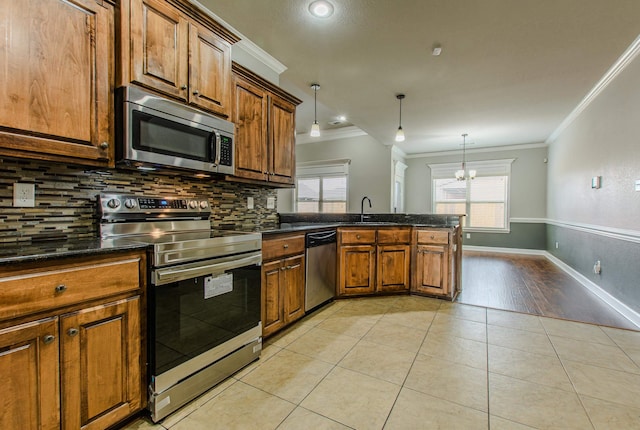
<box><xmin>213</xmin><ymin>131</ymin><xmax>221</xmax><ymax>166</ymax></box>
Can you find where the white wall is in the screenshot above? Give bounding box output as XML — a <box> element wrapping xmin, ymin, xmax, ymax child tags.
<box><xmin>277</xmin><ymin>134</ymin><xmax>393</xmax><ymax>213</ymax></box>
<box><xmin>547</xmin><ymin>51</ymin><xmax>640</xmax><ymax>231</ymax></box>
<box><xmin>405</xmin><ymin>145</ymin><xmax>548</xmax><ymax>218</ymax></box>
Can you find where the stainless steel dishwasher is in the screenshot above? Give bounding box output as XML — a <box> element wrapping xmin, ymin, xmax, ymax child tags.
<box><xmin>305</xmin><ymin>230</ymin><xmax>337</xmax><ymax>312</ymax></box>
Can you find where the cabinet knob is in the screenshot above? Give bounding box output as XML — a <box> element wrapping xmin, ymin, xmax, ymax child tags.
<box><xmin>283</xmin><ymin>244</ymin><xmax>289</xmax><ymax>248</ymax></box>
<box><xmin>99</xmin><ymin>141</ymin><xmax>108</xmax><ymax>150</ymax></box>
<box><xmin>67</xmin><ymin>328</ymin><xmax>79</xmax><ymax>337</ymax></box>
<box><xmin>181</xmin><ymin>85</ymin><xmax>188</xmax><ymax>90</ymax></box>
<box><xmin>42</xmin><ymin>335</ymin><xmax>55</xmax><ymax>345</ymax></box>
<box><xmin>356</xmin><ymin>234</ymin><xmax>361</xmax><ymax>239</ymax></box>
<box><xmin>430</xmin><ymin>235</ymin><xmax>435</xmax><ymax>239</ymax></box>
<box><xmin>193</xmin><ymin>90</ymin><xmax>199</xmax><ymax>95</ymax></box>
<box><xmin>55</xmin><ymin>284</ymin><xmax>67</xmax><ymax>294</ymax></box>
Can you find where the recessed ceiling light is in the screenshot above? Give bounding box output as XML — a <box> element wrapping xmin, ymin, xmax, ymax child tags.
<box><xmin>309</xmin><ymin>1</ymin><xmax>334</xmax><ymax>18</ymax></box>
<box><xmin>337</xmin><ymin>115</ymin><xmax>346</xmax><ymax>121</ymax></box>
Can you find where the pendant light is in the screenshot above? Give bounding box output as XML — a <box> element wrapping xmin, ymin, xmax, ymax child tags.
<box><xmin>310</xmin><ymin>84</ymin><xmax>320</xmax><ymax>137</ymax></box>
<box><xmin>455</xmin><ymin>133</ymin><xmax>477</xmax><ymax>181</ymax></box>
<box><xmin>395</xmin><ymin>94</ymin><xmax>405</xmax><ymax>142</ymax></box>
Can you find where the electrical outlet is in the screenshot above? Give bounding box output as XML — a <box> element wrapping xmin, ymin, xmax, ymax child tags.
<box><xmin>13</xmin><ymin>183</ymin><xmax>35</xmax><ymax>207</ymax></box>
<box><xmin>247</xmin><ymin>197</ymin><xmax>254</xmax><ymax>209</ymax></box>
<box><xmin>593</xmin><ymin>260</ymin><xmax>601</xmax><ymax>275</ymax></box>
<box><xmin>466</xmin><ymin>233</ymin><xmax>471</xmax><ymax>239</ymax></box>
<box><xmin>267</xmin><ymin>197</ymin><xmax>275</xmax><ymax>209</ymax></box>
<box><xmin>555</xmin><ymin>242</ymin><xmax>559</xmax><ymax>249</ymax></box>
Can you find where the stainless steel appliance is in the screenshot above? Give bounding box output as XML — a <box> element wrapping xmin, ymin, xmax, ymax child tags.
<box><xmin>116</xmin><ymin>86</ymin><xmax>234</xmax><ymax>175</ymax></box>
<box><xmin>99</xmin><ymin>193</ymin><xmax>261</xmax><ymax>422</ymax></box>
<box><xmin>305</xmin><ymin>230</ymin><xmax>336</xmax><ymax>312</ymax></box>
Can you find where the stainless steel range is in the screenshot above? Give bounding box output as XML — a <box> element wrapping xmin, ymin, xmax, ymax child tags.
<box><xmin>99</xmin><ymin>193</ymin><xmax>262</xmax><ymax>422</ymax></box>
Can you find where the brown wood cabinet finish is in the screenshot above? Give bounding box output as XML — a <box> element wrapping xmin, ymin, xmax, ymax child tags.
<box><xmin>411</xmin><ymin>227</ymin><xmax>460</xmax><ymax>300</ymax></box>
<box><xmin>0</xmin><ymin>0</ymin><xmax>114</xmax><ymax>166</ymax></box>
<box><xmin>337</xmin><ymin>227</ymin><xmax>411</xmax><ymax>296</ymax></box>
<box><xmin>0</xmin><ymin>317</ymin><xmax>60</xmax><ymax>430</ymax></box>
<box><xmin>0</xmin><ymin>251</ymin><xmax>146</xmax><ymax>430</ymax></box>
<box><xmin>261</xmin><ymin>234</ymin><xmax>306</xmax><ymax>337</ymax></box>
<box><xmin>232</xmin><ymin>64</ymin><xmax>302</xmax><ymax>186</ymax></box>
<box><xmin>127</xmin><ymin>0</ymin><xmax>233</xmax><ymax>118</ymax></box>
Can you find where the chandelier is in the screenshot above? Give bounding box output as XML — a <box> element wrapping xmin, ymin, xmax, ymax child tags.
<box><xmin>455</xmin><ymin>133</ymin><xmax>476</xmax><ymax>181</ymax></box>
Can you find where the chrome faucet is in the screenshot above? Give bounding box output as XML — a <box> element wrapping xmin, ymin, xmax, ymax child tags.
<box><xmin>360</xmin><ymin>196</ymin><xmax>372</xmax><ymax>222</ymax></box>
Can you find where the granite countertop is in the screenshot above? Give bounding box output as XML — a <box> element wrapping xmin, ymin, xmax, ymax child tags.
<box><xmin>0</xmin><ymin>238</ymin><xmax>149</xmax><ymax>266</ymax></box>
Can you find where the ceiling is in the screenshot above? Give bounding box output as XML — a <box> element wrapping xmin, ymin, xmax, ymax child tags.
<box><xmin>199</xmin><ymin>0</ymin><xmax>640</xmax><ymax>154</ymax></box>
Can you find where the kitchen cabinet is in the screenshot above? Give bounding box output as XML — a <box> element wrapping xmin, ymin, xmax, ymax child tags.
<box><xmin>232</xmin><ymin>64</ymin><xmax>302</xmax><ymax>186</ymax></box>
<box><xmin>0</xmin><ymin>0</ymin><xmax>114</xmax><ymax>167</ymax></box>
<box><xmin>337</xmin><ymin>227</ymin><xmax>410</xmax><ymax>297</ymax></box>
<box><xmin>0</xmin><ymin>251</ymin><xmax>146</xmax><ymax>430</ymax></box>
<box><xmin>411</xmin><ymin>228</ymin><xmax>461</xmax><ymax>300</ymax></box>
<box><xmin>261</xmin><ymin>234</ymin><xmax>306</xmax><ymax>337</ymax></box>
<box><xmin>123</xmin><ymin>0</ymin><xmax>237</xmax><ymax>118</ymax></box>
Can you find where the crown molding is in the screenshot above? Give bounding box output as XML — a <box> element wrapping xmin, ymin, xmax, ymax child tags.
<box><xmin>296</xmin><ymin>126</ymin><xmax>368</xmax><ymax>145</ymax></box>
<box><xmin>547</xmin><ymin>34</ymin><xmax>640</xmax><ymax>144</ymax></box>
<box><xmin>188</xmin><ymin>0</ymin><xmax>287</xmax><ymax>75</ymax></box>
<box><xmin>406</xmin><ymin>142</ymin><xmax>547</xmax><ymax>158</ymax></box>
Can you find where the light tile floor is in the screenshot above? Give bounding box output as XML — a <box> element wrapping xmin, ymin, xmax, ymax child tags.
<box><xmin>124</xmin><ymin>296</ymin><xmax>640</xmax><ymax>430</ymax></box>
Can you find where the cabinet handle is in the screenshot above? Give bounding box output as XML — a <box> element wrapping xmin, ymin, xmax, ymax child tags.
<box><xmin>67</xmin><ymin>328</ymin><xmax>79</xmax><ymax>337</ymax></box>
<box><xmin>55</xmin><ymin>284</ymin><xmax>67</xmax><ymax>293</ymax></box>
<box><xmin>430</xmin><ymin>235</ymin><xmax>435</xmax><ymax>240</ymax></box>
<box><xmin>99</xmin><ymin>141</ymin><xmax>108</xmax><ymax>150</ymax></box>
<box><xmin>42</xmin><ymin>335</ymin><xmax>55</xmax><ymax>345</ymax></box>
<box><xmin>181</xmin><ymin>85</ymin><xmax>187</xmax><ymax>90</ymax></box>
<box><xmin>193</xmin><ymin>90</ymin><xmax>199</xmax><ymax>95</ymax></box>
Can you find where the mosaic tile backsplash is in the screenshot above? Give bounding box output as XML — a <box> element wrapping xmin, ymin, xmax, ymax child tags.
<box><xmin>0</xmin><ymin>159</ymin><xmax>278</xmax><ymax>244</ymax></box>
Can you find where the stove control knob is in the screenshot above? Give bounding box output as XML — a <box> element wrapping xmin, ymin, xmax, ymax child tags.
<box><xmin>199</xmin><ymin>200</ymin><xmax>208</xmax><ymax>209</ymax></box>
<box><xmin>107</xmin><ymin>199</ymin><xmax>120</xmax><ymax>209</ymax></box>
<box><xmin>189</xmin><ymin>200</ymin><xmax>198</xmax><ymax>209</ymax></box>
<box><xmin>124</xmin><ymin>198</ymin><xmax>137</xmax><ymax>209</ymax></box>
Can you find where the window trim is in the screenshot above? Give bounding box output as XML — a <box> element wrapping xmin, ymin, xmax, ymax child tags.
<box><xmin>429</xmin><ymin>159</ymin><xmax>515</xmax><ymax>233</ymax></box>
<box><xmin>295</xmin><ymin>159</ymin><xmax>351</xmax><ymax>213</ymax></box>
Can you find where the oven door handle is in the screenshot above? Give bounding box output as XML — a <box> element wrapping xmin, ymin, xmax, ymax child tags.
<box><xmin>153</xmin><ymin>252</ymin><xmax>262</xmax><ymax>285</ymax></box>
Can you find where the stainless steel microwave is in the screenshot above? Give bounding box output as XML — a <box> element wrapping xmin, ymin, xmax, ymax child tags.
<box><xmin>116</xmin><ymin>86</ymin><xmax>234</xmax><ymax>175</ymax></box>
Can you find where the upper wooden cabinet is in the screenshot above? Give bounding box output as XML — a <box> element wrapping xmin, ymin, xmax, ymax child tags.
<box><xmin>0</xmin><ymin>0</ymin><xmax>114</xmax><ymax>166</ymax></box>
<box><xmin>122</xmin><ymin>0</ymin><xmax>237</xmax><ymax>118</ymax></box>
<box><xmin>232</xmin><ymin>63</ymin><xmax>302</xmax><ymax>186</ymax></box>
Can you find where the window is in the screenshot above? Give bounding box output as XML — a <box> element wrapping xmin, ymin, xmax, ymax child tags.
<box><xmin>430</xmin><ymin>159</ymin><xmax>514</xmax><ymax>232</ymax></box>
<box><xmin>296</xmin><ymin>159</ymin><xmax>350</xmax><ymax>213</ymax></box>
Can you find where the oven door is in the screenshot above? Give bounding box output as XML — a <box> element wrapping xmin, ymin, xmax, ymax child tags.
<box><xmin>149</xmin><ymin>251</ymin><xmax>262</xmax><ymax>394</ymax></box>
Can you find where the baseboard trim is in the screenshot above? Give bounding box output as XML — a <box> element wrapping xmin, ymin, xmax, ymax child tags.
<box><xmin>463</xmin><ymin>245</ymin><xmax>640</xmax><ymax>328</ymax></box>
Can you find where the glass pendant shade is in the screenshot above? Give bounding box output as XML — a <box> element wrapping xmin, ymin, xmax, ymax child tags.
<box><xmin>395</xmin><ymin>127</ymin><xmax>405</xmax><ymax>142</ymax></box>
<box><xmin>468</xmin><ymin>169</ymin><xmax>477</xmax><ymax>179</ymax></box>
<box><xmin>310</xmin><ymin>121</ymin><xmax>320</xmax><ymax>137</ymax></box>
<box><xmin>455</xmin><ymin>169</ymin><xmax>465</xmax><ymax>181</ymax></box>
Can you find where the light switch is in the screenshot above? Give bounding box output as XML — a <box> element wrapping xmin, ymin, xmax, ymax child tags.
<box><xmin>267</xmin><ymin>197</ymin><xmax>276</xmax><ymax>209</ymax></box>
<box><xmin>635</xmin><ymin>180</ymin><xmax>640</xmax><ymax>192</ymax></box>
<box><xmin>247</xmin><ymin>197</ymin><xmax>254</xmax><ymax>209</ymax></box>
<box><xmin>591</xmin><ymin>176</ymin><xmax>601</xmax><ymax>189</ymax></box>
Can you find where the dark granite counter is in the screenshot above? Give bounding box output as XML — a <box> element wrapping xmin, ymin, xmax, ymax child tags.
<box><xmin>0</xmin><ymin>239</ymin><xmax>149</xmax><ymax>266</ymax></box>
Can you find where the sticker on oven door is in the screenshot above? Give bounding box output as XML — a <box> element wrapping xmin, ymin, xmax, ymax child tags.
<box><xmin>204</xmin><ymin>273</ymin><xmax>233</xmax><ymax>299</ymax></box>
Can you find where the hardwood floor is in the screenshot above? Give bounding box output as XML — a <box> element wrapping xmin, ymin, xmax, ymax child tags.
<box><xmin>457</xmin><ymin>251</ymin><xmax>638</xmax><ymax>330</ymax></box>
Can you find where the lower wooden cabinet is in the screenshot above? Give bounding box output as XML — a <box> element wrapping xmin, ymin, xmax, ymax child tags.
<box><xmin>261</xmin><ymin>234</ymin><xmax>306</xmax><ymax>337</ymax></box>
<box><xmin>337</xmin><ymin>227</ymin><xmax>410</xmax><ymax>297</ymax></box>
<box><xmin>411</xmin><ymin>228</ymin><xmax>461</xmax><ymax>300</ymax></box>
<box><xmin>0</xmin><ymin>251</ymin><xmax>146</xmax><ymax>430</ymax></box>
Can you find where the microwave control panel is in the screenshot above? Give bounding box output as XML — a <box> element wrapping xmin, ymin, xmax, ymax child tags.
<box><xmin>219</xmin><ymin>135</ymin><xmax>233</xmax><ymax>166</ymax></box>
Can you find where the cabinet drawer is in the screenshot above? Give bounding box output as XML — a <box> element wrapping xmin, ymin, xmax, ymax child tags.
<box><xmin>339</xmin><ymin>229</ymin><xmax>376</xmax><ymax>245</ymax></box>
<box><xmin>377</xmin><ymin>228</ymin><xmax>410</xmax><ymax>244</ymax></box>
<box><xmin>416</xmin><ymin>230</ymin><xmax>450</xmax><ymax>245</ymax></box>
<box><xmin>0</xmin><ymin>258</ymin><xmax>141</xmax><ymax>321</ymax></box>
<box><xmin>262</xmin><ymin>234</ymin><xmax>305</xmax><ymax>261</ymax></box>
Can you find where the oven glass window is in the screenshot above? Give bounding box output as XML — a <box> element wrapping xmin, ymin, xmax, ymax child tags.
<box><xmin>133</xmin><ymin>110</ymin><xmax>212</xmax><ymax>161</ymax></box>
<box><xmin>151</xmin><ymin>265</ymin><xmax>261</xmax><ymax>375</ymax></box>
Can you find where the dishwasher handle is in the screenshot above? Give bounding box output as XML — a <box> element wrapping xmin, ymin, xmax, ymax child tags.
<box><xmin>306</xmin><ymin>230</ymin><xmax>337</xmax><ymax>248</ymax></box>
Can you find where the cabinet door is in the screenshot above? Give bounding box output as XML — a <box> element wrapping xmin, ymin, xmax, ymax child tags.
<box><xmin>338</xmin><ymin>245</ymin><xmax>376</xmax><ymax>296</ymax></box>
<box><xmin>377</xmin><ymin>244</ymin><xmax>410</xmax><ymax>293</ymax></box>
<box><xmin>413</xmin><ymin>245</ymin><xmax>450</xmax><ymax>296</ymax></box>
<box><xmin>282</xmin><ymin>255</ymin><xmax>305</xmax><ymax>324</ymax></box>
<box><xmin>60</xmin><ymin>297</ymin><xmax>142</xmax><ymax>430</ymax></box>
<box><xmin>268</xmin><ymin>95</ymin><xmax>296</xmax><ymax>184</ymax></box>
<box><xmin>0</xmin><ymin>318</ymin><xmax>59</xmax><ymax>430</ymax></box>
<box><xmin>0</xmin><ymin>0</ymin><xmax>113</xmax><ymax>165</ymax></box>
<box><xmin>261</xmin><ymin>260</ymin><xmax>285</xmax><ymax>337</ymax></box>
<box><xmin>233</xmin><ymin>75</ymin><xmax>268</xmax><ymax>181</ymax></box>
<box><xmin>130</xmin><ymin>0</ymin><xmax>189</xmax><ymax>100</ymax></box>
<box><xmin>189</xmin><ymin>23</ymin><xmax>232</xmax><ymax>118</ymax></box>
